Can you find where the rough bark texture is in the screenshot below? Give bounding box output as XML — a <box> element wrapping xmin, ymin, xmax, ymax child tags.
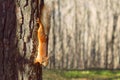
<box><xmin>48</xmin><ymin>0</ymin><xmax>120</xmax><ymax>69</ymax></box>
<box><xmin>0</xmin><ymin>0</ymin><xmax>51</xmax><ymax>80</ymax></box>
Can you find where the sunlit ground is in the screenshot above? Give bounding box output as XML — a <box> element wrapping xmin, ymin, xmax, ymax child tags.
<box><xmin>43</xmin><ymin>69</ymin><xmax>120</xmax><ymax>80</ymax></box>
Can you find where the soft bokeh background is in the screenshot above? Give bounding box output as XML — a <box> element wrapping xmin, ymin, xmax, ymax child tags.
<box><xmin>47</xmin><ymin>0</ymin><xmax>120</xmax><ymax>70</ymax></box>
<box><xmin>43</xmin><ymin>0</ymin><xmax>120</xmax><ymax>79</ymax></box>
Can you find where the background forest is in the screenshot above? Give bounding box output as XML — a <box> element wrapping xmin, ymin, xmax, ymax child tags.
<box><xmin>48</xmin><ymin>0</ymin><xmax>120</xmax><ymax>70</ymax></box>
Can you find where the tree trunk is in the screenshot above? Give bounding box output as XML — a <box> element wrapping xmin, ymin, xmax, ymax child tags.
<box><xmin>0</xmin><ymin>0</ymin><xmax>51</xmax><ymax>79</ymax></box>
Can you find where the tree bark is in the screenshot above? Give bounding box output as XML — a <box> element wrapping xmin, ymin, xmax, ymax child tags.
<box><xmin>0</xmin><ymin>0</ymin><xmax>51</xmax><ymax>79</ymax></box>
